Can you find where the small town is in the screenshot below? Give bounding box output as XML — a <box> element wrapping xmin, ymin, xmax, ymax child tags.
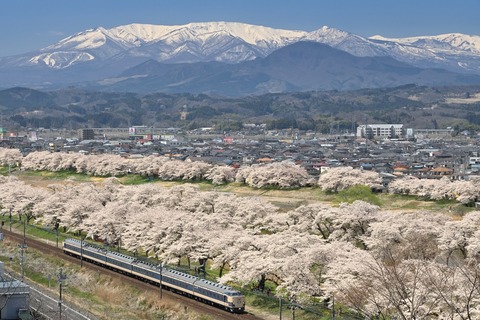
<box><xmin>1</xmin><ymin>123</ymin><xmax>479</xmax><ymax>183</ymax></box>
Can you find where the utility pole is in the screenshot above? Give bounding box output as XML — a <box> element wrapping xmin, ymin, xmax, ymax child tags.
<box><xmin>158</xmin><ymin>262</ymin><xmax>165</xmax><ymax>299</ymax></box>
<box><xmin>23</xmin><ymin>217</ymin><xmax>26</xmax><ymax>244</ymax></box>
<box><xmin>58</xmin><ymin>268</ymin><xmax>67</xmax><ymax>320</ymax></box>
<box><xmin>80</xmin><ymin>235</ymin><xmax>84</xmax><ymax>267</ymax></box>
<box><xmin>18</xmin><ymin>243</ymin><xmax>27</xmax><ymax>282</ymax></box>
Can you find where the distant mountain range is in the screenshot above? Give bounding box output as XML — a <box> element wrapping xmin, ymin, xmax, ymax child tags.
<box><xmin>1</xmin><ymin>22</ymin><xmax>480</xmax><ymax>95</ymax></box>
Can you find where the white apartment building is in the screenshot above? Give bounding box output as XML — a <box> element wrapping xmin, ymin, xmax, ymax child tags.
<box><xmin>356</xmin><ymin>124</ymin><xmax>404</xmax><ymax>139</ymax></box>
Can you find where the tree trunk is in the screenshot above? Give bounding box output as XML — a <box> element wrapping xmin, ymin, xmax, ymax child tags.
<box><xmin>219</xmin><ymin>262</ymin><xmax>226</xmax><ymax>278</ymax></box>
<box><xmin>258</xmin><ymin>274</ymin><xmax>266</xmax><ymax>292</ymax></box>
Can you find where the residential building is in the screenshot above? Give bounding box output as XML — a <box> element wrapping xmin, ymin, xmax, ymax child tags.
<box><xmin>356</xmin><ymin>124</ymin><xmax>404</xmax><ymax>139</ymax></box>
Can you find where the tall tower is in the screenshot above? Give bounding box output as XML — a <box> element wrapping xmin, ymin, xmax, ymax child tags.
<box><xmin>180</xmin><ymin>105</ymin><xmax>189</xmax><ymax>121</ymax></box>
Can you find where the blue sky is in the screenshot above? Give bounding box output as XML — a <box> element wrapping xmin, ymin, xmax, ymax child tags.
<box><xmin>1</xmin><ymin>0</ymin><xmax>479</xmax><ymax>57</ymax></box>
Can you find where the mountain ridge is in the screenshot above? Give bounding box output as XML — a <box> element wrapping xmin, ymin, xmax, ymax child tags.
<box><xmin>0</xmin><ymin>22</ymin><xmax>480</xmax><ymax>94</ymax></box>
<box><xmin>99</xmin><ymin>41</ymin><xmax>480</xmax><ymax>96</ymax></box>
<box><xmin>3</xmin><ymin>22</ymin><xmax>480</xmax><ymax>70</ymax></box>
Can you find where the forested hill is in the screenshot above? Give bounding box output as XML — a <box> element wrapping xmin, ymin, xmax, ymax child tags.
<box><xmin>1</xmin><ymin>84</ymin><xmax>480</xmax><ymax>132</ymax></box>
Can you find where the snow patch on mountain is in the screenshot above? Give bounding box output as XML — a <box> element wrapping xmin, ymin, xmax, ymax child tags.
<box><xmin>28</xmin><ymin>51</ymin><xmax>94</xmax><ymax>68</ymax></box>
<box><xmin>112</xmin><ymin>22</ymin><xmax>306</xmax><ymax>47</ymax></box>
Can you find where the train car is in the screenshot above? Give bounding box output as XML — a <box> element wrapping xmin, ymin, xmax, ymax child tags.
<box><xmin>192</xmin><ymin>277</ymin><xmax>245</xmax><ymax>312</ymax></box>
<box><xmin>131</xmin><ymin>259</ymin><xmax>160</xmax><ymax>284</ymax></box>
<box><xmin>64</xmin><ymin>238</ymin><xmax>107</xmax><ymax>264</ymax></box>
<box><xmin>63</xmin><ymin>238</ymin><xmax>245</xmax><ymax>313</ymax></box>
<box><xmin>105</xmin><ymin>250</ymin><xmax>135</xmax><ymax>274</ymax></box>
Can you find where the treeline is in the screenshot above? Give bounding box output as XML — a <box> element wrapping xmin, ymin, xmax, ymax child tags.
<box><xmin>3</xmin><ymin>85</ymin><xmax>480</xmax><ymax>131</ymax></box>
<box><xmin>0</xmin><ymin>148</ymin><xmax>314</xmax><ymax>189</ymax></box>
<box><xmin>2</xmin><ymin>148</ymin><xmax>480</xmax><ymax>205</ymax></box>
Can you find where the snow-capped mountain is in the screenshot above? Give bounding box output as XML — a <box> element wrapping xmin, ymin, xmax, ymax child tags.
<box><xmin>2</xmin><ymin>21</ymin><xmax>479</xmax><ymax>72</ymax></box>
<box><xmin>0</xmin><ymin>21</ymin><xmax>479</xmax><ymax>92</ymax></box>
<box><xmin>20</xmin><ymin>22</ymin><xmax>307</xmax><ymax>68</ymax></box>
<box><xmin>370</xmin><ymin>33</ymin><xmax>480</xmax><ymax>55</ymax></box>
<box><xmin>368</xmin><ymin>33</ymin><xmax>480</xmax><ymax>73</ymax></box>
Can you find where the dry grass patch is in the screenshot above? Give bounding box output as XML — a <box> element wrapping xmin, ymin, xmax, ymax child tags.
<box><xmin>93</xmin><ymin>281</ymin><xmax>126</xmax><ymax>305</ymax></box>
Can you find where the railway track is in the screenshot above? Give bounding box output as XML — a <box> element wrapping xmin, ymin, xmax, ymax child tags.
<box><xmin>1</xmin><ymin>228</ymin><xmax>264</xmax><ymax>320</ymax></box>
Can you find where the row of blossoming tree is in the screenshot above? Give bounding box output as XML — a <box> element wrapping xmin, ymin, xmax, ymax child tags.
<box><xmin>0</xmin><ymin>148</ymin><xmax>313</xmax><ymax>189</ymax></box>
<box><xmin>0</xmin><ymin>172</ymin><xmax>480</xmax><ymax>317</ymax></box>
<box><xmin>2</xmin><ymin>148</ymin><xmax>480</xmax><ymax>203</ymax></box>
<box><xmin>318</xmin><ymin>166</ymin><xmax>480</xmax><ymax>205</ymax></box>
<box><xmin>2</xmin><ymin>148</ymin><xmax>480</xmax><ymax>317</ymax></box>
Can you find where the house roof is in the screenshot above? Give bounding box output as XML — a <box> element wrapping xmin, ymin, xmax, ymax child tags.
<box><xmin>431</xmin><ymin>167</ymin><xmax>454</xmax><ymax>172</ymax></box>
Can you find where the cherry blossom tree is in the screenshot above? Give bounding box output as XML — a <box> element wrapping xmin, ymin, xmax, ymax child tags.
<box><xmin>203</xmin><ymin>165</ymin><xmax>236</xmax><ymax>185</ymax></box>
<box><xmin>422</xmin><ymin>257</ymin><xmax>480</xmax><ymax>320</ymax></box>
<box><xmin>82</xmin><ymin>201</ymin><xmax>141</xmax><ymax>245</ymax></box>
<box><xmin>364</xmin><ymin>211</ymin><xmax>447</xmax><ymax>259</ymax></box>
<box><xmin>21</xmin><ymin>151</ymin><xmax>78</xmax><ymax>172</ymax></box>
<box><xmin>219</xmin><ymin>230</ymin><xmax>320</xmax><ymax>295</ymax></box>
<box><xmin>130</xmin><ymin>155</ymin><xmax>169</xmax><ymax>177</ymax></box>
<box><xmin>277</xmin><ymin>203</ymin><xmax>337</xmax><ymax>237</ymax></box>
<box><xmin>438</xmin><ymin>211</ymin><xmax>480</xmax><ymax>261</ymax></box>
<box><xmin>318</xmin><ymin>243</ymin><xmax>446</xmax><ymax>319</ymax></box>
<box><xmin>236</xmin><ymin>161</ymin><xmax>313</xmax><ymax>189</ymax></box>
<box><xmin>38</xmin><ymin>183</ymin><xmax>115</xmax><ymax>233</ymax></box>
<box><xmin>0</xmin><ymin>176</ymin><xmax>47</xmax><ymax>223</ymax></box>
<box><xmin>447</xmin><ymin>180</ymin><xmax>480</xmax><ymax>204</ymax></box>
<box><xmin>0</xmin><ymin>147</ymin><xmax>22</xmax><ymax>167</ymax></box>
<box><xmin>209</xmin><ymin>227</ymin><xmax>252</xmax><ymax>277</ymax></box>
<box><xmin>389</xmin><ymin>176</ymin><xmax>480</xmax><ymax>205</ymax></box>
<box><xmin>31</xmin><ymin>184</ymin><xmax>70</xmax><ymax>226</ymax></box>
<box><xmin>318</xmin><ymin>167</ymin><xmax>382</xmax><ymax>192</ymax></box>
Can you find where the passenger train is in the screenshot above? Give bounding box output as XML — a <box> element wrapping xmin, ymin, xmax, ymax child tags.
<box><xmin>63</xmin><ymin>238</ymin><xmax>245</xmax><ymax>313</ymax></box>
